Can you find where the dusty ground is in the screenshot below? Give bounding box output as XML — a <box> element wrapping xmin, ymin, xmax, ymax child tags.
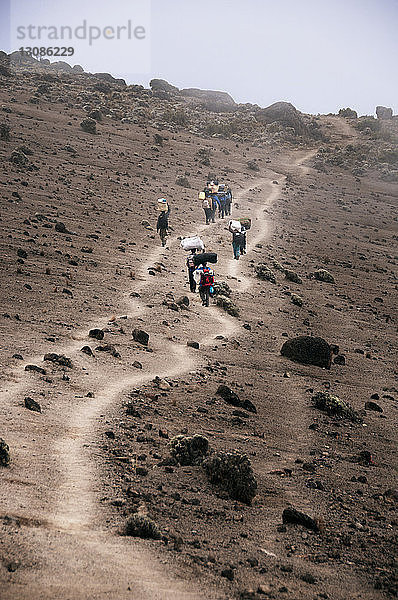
<box><xmin>0</xmin><ymin>71</ymin><xmax>397</xmax><ymax>600</ymax></box>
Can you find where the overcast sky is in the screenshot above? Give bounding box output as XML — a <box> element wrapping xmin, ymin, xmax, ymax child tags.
<box><xmin>2</xmin><ymin>0</ymin><xmax>397</xmax><ymax>115</ymax></box>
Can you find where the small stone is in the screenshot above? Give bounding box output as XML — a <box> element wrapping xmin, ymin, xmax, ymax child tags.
<box><xmin>132</xmin><ymin>329</ymin><xmax>149</xmax><ymax>346</ymax></box>
<box><xmin>88</xmin><ymin>329</ymin><xmax>104</xmax><ymax>340</ymax></box>
<box><xmin>81</xmin><ymin>346</ymin><xmax>94</xmax><ymax>356</ymax></box>
<box><xmin>187</xmin><ymin>341</ymin><xmax>199</xmax><ymax>349</ymax></box>
<box><xmin>365</xmin><ymin>401</ymin><xmax>383</xmax><ymax>413</ymax></box>
<box><xmin>24</xmin><ymin>364</ymin><xmax>46</xmax><ymax>375</ymax></box>
<box><xmin>0</xmin><ymin>438</ymin><xmax>10</xmax><ymax>466</ymax></box>
<box><xmin>221</xmin><ymin>567</ymin><xmax>235</xmax><ymax>581</ymax></box>
<box><xmin>24</xmin><ymin>397</ymin><xmax>41</xmax><ymax>413</ymax></box>
<box><xmin>132</xmin><ymin>361</ymin><xmax>142</xmax><ymax>369</ymax></box>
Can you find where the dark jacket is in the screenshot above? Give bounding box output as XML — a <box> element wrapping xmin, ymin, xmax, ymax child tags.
<box><xmin>157</xmin><ymin>207</ymin><xmax>170</xmax><ymax>232</ymax></box>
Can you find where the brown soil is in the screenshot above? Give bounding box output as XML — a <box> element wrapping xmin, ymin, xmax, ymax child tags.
<box><xmin>0</xmin><ymin>73</ymin><xmax>397</xmax><ymax>600</ymax></box>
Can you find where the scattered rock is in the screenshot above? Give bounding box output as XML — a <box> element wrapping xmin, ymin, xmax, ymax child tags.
<box><xmin>55</xmin><ymin>222</ymin><xmax>69</xmax><ymax>234</ymax></box>
<box><xmin>132</xmin><ymin>329</ymin><xmax>149</xmax><ymax>346</ymax></box>
<box><xmin>216</xmin><ymin>384</ymin><xmax>257</xmax><ymax>413</ymax></box>
<box><xmin>291</xmin><ymin>294</ymin><xmax>303</xmax><ymax>307</ymax></box>
<box><xmin>338</xmin><ymin>107</ymin><xmax>358</xmax><ymax>118</ymax></box>
<box><xmin>132</xmin><ymin>360</ymin><xmax>142</xmax><ymax>369</ymax></box>
<box><xmin>255</xmin><ymin>264</ymin><xmax>276</xmax><ymax>283</ymax></box>
<box><xmin>212</xmin><ymin>281</ymin><xmax>232</xmax><ymax>297</ymax></box>
<box><xmin>311</xmin><ymin>269</ymin><xmax>335</xmax><ymax>283</ymax></box>
<box><xmin>169</xmin><ymin>434</ymin><xmax>209</xmax><ymax>466</ymax></box>
<box><xmin>95</xmin><ymin>344</ymin><xmax>120</xmax><ymax>358</ymax></box>
<box><xmin>215</xmin><ymin>295</ymin><xmax>239</xmax><ymax>317</ymax></box>
<box><xmin>221</xmin><ymin>567</ymin><xmax>235</xmax><ymax>581</ymax></box>
<box><xmin>312</xmin><ymin>391</ymin><xmax>361</xmax><ymax>422</ymax></box>
<box><xmin>247</xmin><ymin>160</ymin><xmax>260</xmax><ymax>171</ymax></box>
<box><xmin>24</xmin><ymin>397</ymin><xmax>41</xmax><ymax>412</ymax></box>
<box><xmin>203</xmin><ymin>451</ymin><xmax>257</xmax><ymax>505</ymax></box>
<box><xmin>187</xmin><ymin>341</ymin><xmax>199</xmax><ymax>349</ymax></box>
<box><xmin>282</xmin><ymin>507</ymin><xmax>319</xmax><ymax>532</ymax></box>
<box><xmin>124</xmin><ymin>514</ymin><xmax>161</xmax><ymax>540</ymax></box>
<box><xmin>365</xmin><ymin>401</ymin><xmax>383</xmax><ymax>413</ymax></box>
<box><xmin>81</xmin><ymin>345</ymin><xmax>94</xmax><ymax>356</ymax></box>
<box><xmin>89</xmin><ymin>328</ymin><xmax>104</xmax><ymax>340</ymax></box>
<box><xmin>24</xmin><ymin>364</ymin><xmax>46</xmax><ymax>375</ymax></box>
<box><xmin>80</xmin><ymin>117</ymin><xmax>97</xmax><ymax>134</ymax></box>
<box><xmin>176</xmin><ymin>176</ymin><xmax>190</xmax><ymax>188</ymax></box>
<box><xmin>0</xmin><ymin>438</ymin><xmax>10</xmax><ymax>466</ymax></box>
<box><xmin>44</xmin><ymin>353</ymin><xmax>73</xmax><ymax>368</ymax></box>
<box><xmin>285</xmin><ymin>269</ymin><xmax>302</xmax><ymax>284</ymax></box>
<box><xmin>334</xmin><ymin>354</ymin><xmax>346</xmax><ymax>365</ymax></box>
<box><xmin>281</xmin><ymin>335</ymin><xmax>333</xmax><ymax>369</ymax></box>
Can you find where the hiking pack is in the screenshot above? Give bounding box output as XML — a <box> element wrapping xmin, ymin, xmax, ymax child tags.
<box><xmin>180</xmin><ymin>236</ymin><xmax>205</xmax><ymax>251</ymax></box>
<box><xmin>200</xmin><ymin>267</ymin><xmax>214</xmax><ymax>287</ymax></box>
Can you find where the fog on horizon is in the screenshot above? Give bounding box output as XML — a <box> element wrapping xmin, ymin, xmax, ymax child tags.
<box><xmin>1</xmin><ymin>0</ymin><xmax>397</xmax><ymax>116</ymax></box>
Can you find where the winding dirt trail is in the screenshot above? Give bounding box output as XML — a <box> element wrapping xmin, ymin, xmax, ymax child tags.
<box><xmin>1</xmin><ymin>149</ymin><xmax>315</xmax><ymax>599</ymax></box>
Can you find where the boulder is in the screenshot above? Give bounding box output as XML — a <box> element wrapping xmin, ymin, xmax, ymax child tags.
<box><xmin>215</xmin><ymin>295</ymin><xmax>239</xmax><ymax>316</ymax></box>
<box><xmin>291</xmin><ymin>294</ymin><xmax>303</xmax><ymax>307</ymax></box>
<box><xmin>338</xmin><ymin>108</ymin><xmax>358</xmax><ymax>118</ymax></box>
<box><xmin>149</xmin><ymin>78</ymin><xmax>179</xmax><ymax>94</ymax></box>
<box><xmin>94</xmin><ymin>72</ymin><xmax>126</xmax><ymax>86</ymax></box>
<box><xmin>169</xmin><ymin>434</ymin><xmax>209</xmax><ymax>466</ymax></box>
<box><xmin>281</xmin><ymin>335</ymin><xmax>333</xmax><ymax>369</ymax></box>
<box><xmin>216</xmin><ymin>385</ymin><xmax>257</xmax><ymax>413</ymax></box>
<box><xmin>284</xmin><ymin>269</ymin><xmax>302</xmax><ymax>284</ymax></box>
<box><xmin>312</xmin><ymin>391</ymin><xmax>361</xmax><ymax>422</ymax></box>
<box><xmin>203</xmin><ymin>451</ymin><xmax>257</xmax><ymax>505</ymax></box>
<box><xmin>311</xmin><ymin>269</ymin><xmax>335</xmax><ymax>283</ymax></box>
<box><xmin>80</xmin><ymin>118</ymin><xmax>96</xmax><ymax>134</ymax></box>
<box><xmin>89</xmin><ymin>328</ymin><xmax>104</xmax><ymax>340</ymax></box>
<box><xmin>44</xmin><ymin>353</ymin><xmax>73</xmax><ymax>368</ymax></box>
<box><xmin>0</xmin><ymin>438</ymin><xmax>10</xmax><ymax>466</ymax></box>
<box><xmin>24</xmin><ymin>397</ymin><xmax>41</xmax><ymax>413</ymax></box>
<box><xmin>180</xmin><ymin>88</ymin><xmax>236</xmax><ymax>108</ymax></box>
<box><xmin>124</xmin><ymin>514</ymin><xmax>161</xmax><ymax>539</ymax></box>
<box><xmin>255</xmin><ymin>264</ymin><xmax>276</xmax><ymax>283</ymax></box>
<box><xmin>282</xmin><ymin>507</ymin><xmax>319</xmax><ymax>532</ymax></box>
<box><xmin>376</xmin><ymin>106</ymin><xmax>393</xmax><ymax>120</ymax></box>
<box><xmin>255</xmin><ymin>102</ymin><xmax>307</xmax><ymax>136</ymax></box>
<box><xmin>132</xmin><ymin>329</ymin><xmax>149</xmax><ymax>346</ymax></box>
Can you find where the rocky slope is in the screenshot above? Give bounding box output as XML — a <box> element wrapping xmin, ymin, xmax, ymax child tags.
<box><xmin>0</xmin><ymin>55</ymin><xmax>397</xmax><ymax>600</ymax></box>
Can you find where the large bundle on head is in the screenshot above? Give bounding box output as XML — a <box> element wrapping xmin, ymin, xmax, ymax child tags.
<box><xmin>180</xmin><ymin>236</ymin><xmax>205</xmax><ymax>251</ymax></box>
<box><xmin>157</xmin><ymin>198</ymin><xmax>168</xmax><ymax>211</ymax></box>
<box><xmin>193</xmin><ymin>252</ymin><xmax>217</xmax><ymax>266</ymax></box>
<box><xmin>239</xmin><ymin>217</ymin><xmax>251</xmax><ymax>230</ymax></box>
<box><xmin>228</xmin><ymin>219</ymin><xmax>242</xmax><ymax>233</ymax></box>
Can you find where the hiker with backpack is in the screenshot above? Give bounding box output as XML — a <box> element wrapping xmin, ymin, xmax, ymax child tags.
<box><xmin>194</xmin><ymin>262</ymin><xmax>214</xmax><ymax>307</ymax></box>
<box><xmin>186</xmin><ymin>248</ymin><xmax>197</xmax><ymax>292</ymax></box>
<box><xmin>202</xmin><ymin>196</ymin><xmax>212</xmax><ymax>224</ymax></box>
<box><xmin>232</xmin><ymin>228</ymin><xmax>245</xmax><ymax>260</ymax></box>
<box><xmin>239</xmin><ymin>225</ymin><xmax>247</xmax><ymax>255</ymax></box>
<box><xmin>210</xmin><ymin>195</ymin><xmax>219</xmax><ymax>223</ymax></box>
<box><xmin>157</xmin><ymin>203</ymin><xmax>170</xmax><ymax>247</ymax></box>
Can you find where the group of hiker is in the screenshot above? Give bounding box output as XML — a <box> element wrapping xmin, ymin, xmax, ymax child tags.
<box><xmin>155</xmin><ymin>179</ymin><xmax>250</xmax><ymax>307</ymax></box>
<box><xmin>200</xmin><ymin>179</ymin><xmax>233</xmax><ymax>224</ymax></box>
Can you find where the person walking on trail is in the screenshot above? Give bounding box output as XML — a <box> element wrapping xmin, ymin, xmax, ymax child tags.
<box><xmin>194</xmin><ymin>262</ymin><xmax>214</xmax><ymax>307</ymax></box>
<box><xmin>202</xmin><ymin>196</ymin><xmax>212</xmax><ymax>225</ymax></box>
<box><xmin>186</xmin><ymin>248</ymin><xmax>197</xmax><ymax>292</ymax></box>
<box><xmin>157</xmin><ymin>204</ymin><xmax>170</xmax><ymax>247</ymax></box>
<box><xmin>210</xmin><ymin>195</ymin><xmax>219</xmax><ymax>223</ymax></box>
<box><xmin>239</xmin><ymin>226</ymin><xmax>247</xmax><ymax>255</ymax></box>
<box><xmin>219</xmin><ymin>192</ymin><xmax>227</xmax><ymax>219</ymax></box>
<box><xmin>225</xmin><ymin>187</ymin><xmax>232</xmax><ymax>216</ymax></box>
<box><xmin>232</xmin><ymin>229</ymin><xmax>245</xmax><ymax>260</ymax></box>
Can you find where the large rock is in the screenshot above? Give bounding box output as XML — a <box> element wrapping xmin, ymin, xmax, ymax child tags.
<box><xmin>203</xmin><ymin>451</ymin><xmax>257</xmax><ymax>505</ymax></box>
<box><xmin>216</xmin><ymin>385</ymin><xmax>257</xmax><ymax>413</ymax></box>
<box><xmin>0</xmin><ymin>438</ymin><xmax>10</xmax><ymax>466</ymax></box>
<box><xmin>180</xmin><ymin>88</ymin><xmax>236</xmax><ymax>108</ymax></box>
<box><xmin>255</xmin><ymin>101</ymin><xmax>307</xmax><ymax>136</ymax></box>
<box><xmin>94</xmin><ymin>72</ymin><xmax>126</xmax><ymax>86</ymax></box>
<box><xmin>281</xmin><ymin>335</ymin><xmax>333</xmax><ymax>369</ymax></box>
<box><xmin>149</xmin><ymin>78</ymin><xmax>179</xmax><ymax>94</ymax></box>
<box><xmin>169</xmin><ymin>434</ymin><xmax>209</xmax><ymax>466</ymax></box>
<box><xmin>376</xmin><ymin>106</ymin><xmax>393</xmax><ymax>120</ymax></box>
<box><xmin>132</xmin><ymin>329</ymin><xmax>149</xmax><ymax>346</ymax></box>
<box><xmin>312</xmin><ymin>391</ymin><xmax>361</xmax><ymax>422</ymax></box>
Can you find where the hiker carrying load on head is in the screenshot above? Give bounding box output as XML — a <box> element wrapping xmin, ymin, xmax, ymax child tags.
<box><xmin>156</xmin><ymin>199</ymin><xmax>170</xmax><ymax>247</ymax></box>
<box><xmin>199</xmin><ymin>190</ymin><xmax>212</xmax><ymax>225</ymax></box>
<box><xmin>186</xmin><ymin>248</ymin><xmax>197</xmax><ymax>292</ymax></box>
<box><xmin>194</xmin><ymin>262</ymin><xmax>214</xmax><ymax>307</ymax></box>
<box><xmin>239</xmin><ymin>225</ymin><xmax>247</xmax><ymax>255</ymax></box>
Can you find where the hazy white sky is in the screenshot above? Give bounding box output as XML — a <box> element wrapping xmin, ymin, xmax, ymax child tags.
<box><xmin>2</xmin><ymin>0</ymin><xmax>397</xmax><ymax>115</ymax></box>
